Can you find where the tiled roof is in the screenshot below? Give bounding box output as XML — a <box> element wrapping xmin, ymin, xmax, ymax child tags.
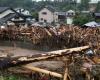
<box><xmin>44</xmin><ymin>6</ymin><xmax>56</xmax><ymax>12</ymax></box>
<box><xmin>0</xmin><ymin>7</ymin><xmax>10</xmax><ymax>13</ymax></box>
<box><xmin>0</xmin><ymin>13</ymin><xmax>16</xmax><ymax>25</ymax></box>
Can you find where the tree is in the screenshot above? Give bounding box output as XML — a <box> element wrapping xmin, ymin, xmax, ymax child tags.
<box><xmin>95</xmin><ymin>2</ymin><xmax>100</xmax><ymax>12</ymax></box>
<box><xmin>73</xmin><ymin>14</ymin><xmax>94</xmax><ymax>26</ymax></box>
<box><xmin>0</xmin><ymin>0</ymin><xmax>33</xmax><ymax>9</ymax></box>
<box><xmin>31</xmin><ymin>12</ymin><xmax>38</xmax><ymax>21</ymax></box>
<box><xmin>79</xmin><ymin>0</ymin><xmax>90</xmax><ymax>10</ymax></box>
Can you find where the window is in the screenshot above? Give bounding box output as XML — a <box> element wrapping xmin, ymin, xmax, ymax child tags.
<box><xmin>44</xmin><ymin>19</ymin><xmax>47</xmax><ymax>22</ymax></box>
<box><xmin>42</xmin><ymin>12</ymin><xmax>47</xmax><ymax>15</ymax></box>
<box><xmin>41</xmin><ymin>18</ymin><xmax>43</xmax><ymax>20</ymax></box>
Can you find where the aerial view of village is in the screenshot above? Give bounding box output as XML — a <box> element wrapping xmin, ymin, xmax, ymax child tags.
<box><xmin>0</xmin><ymin>0</ymin><xmax>100</xmax><ymax>80</ymax></box>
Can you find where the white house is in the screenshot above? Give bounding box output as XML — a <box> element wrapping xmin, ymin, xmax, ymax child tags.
<box><xmin>15</xmin><ymin>8</ymin><xmax>30</xmax><ymax>15</ymax></box>
<box><xmin>39</xmin><ymin>6</ymin><xmax>76</xmax><ymax>24</ymax></box>
<box><xmin>38</xmin><ymin>6</ymin><xmax>58</xmax><ymax>23</ymax></box>
<box><xmin>66</xmin><ymin>10</ymin><xmax>75</xmax><ymax>24</ymax></box>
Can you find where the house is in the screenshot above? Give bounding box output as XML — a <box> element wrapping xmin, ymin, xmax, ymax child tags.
<box><xmin>58</xmin><ymin>12</ymin><xmax>66</xmax><ymax>23</ymax></box>
<box><xmin>93</xmin><ymin>12</ymin><xmax>100</xmax><ymax>22</ymax></box>
<box><xmin>39</xmin><ymin>6</ymin><xmax>76</xmax><ymax>24</ymax></box>
<box><xmin>66</xmin><ymin>10</ymin><xmax>75</xmax><ymax>24</ymax></box>
<box><xmin>15</xmin><ymin>8</ymin><xmax>30</xmax><ymax>16</ymax></box>
<box><xmin>0</xmin><ymin>7</ymin><xmax>33</xmax><ymax>26</ymax></box>
<box><xmin>38</xmin><ymin>6</ymin><xmax>58</xmax><ymax>24</ymax></box>
<box><xmin>0</xmin><ymin>7</ymin><xmax>14</xmax><ymax>19</ymax></box>
<box><xmin>0</xmin><ymin>7</ymin><xmax>15</xmax><ymax>26</ymax></box>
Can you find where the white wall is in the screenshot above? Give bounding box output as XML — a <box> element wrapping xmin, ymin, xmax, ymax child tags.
<box><xmin>39</xmin><ymin>8</ymin><xmax>54</xmax><ymax>23</ymax></box>
<box><xmin>0</xmin><ymin>9</ymin><xmax>14</xmax><ymax>19</ymax></box>
<box><xmin>67</xmin><ymin>17</ymin><xmax>73</xmax><ymax>24</ymax></box>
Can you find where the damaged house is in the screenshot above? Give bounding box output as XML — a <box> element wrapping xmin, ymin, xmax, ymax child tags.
<box><xmin>0</xmin><ymin>7</ymin><xmax>32</xmax><ymax>27</ymax></box>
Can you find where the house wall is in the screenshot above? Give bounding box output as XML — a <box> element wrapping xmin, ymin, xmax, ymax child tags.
<box><xmin>66</xmin><ymin>17</ymin><xmax>73</xmax><ymax>24</ymax></box>
<box><xmin>0</xmin><ymin>9</ymin><xmax>14</xmax><ymax>19</ymax></box>
<box><xmin>54</xmin><ymin>12</ymin><xmax>58</xmax><ymax>23</ymax></box>
<box><xmin>39</xmin><ymin>8</ymin><xmax>54</xmax><ymax>23</ymax></box>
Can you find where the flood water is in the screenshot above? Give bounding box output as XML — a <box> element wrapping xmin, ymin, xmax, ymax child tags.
<box><xmin>0</xmin><ymin>40</ymin><xmax>50</xmax><ymax>51</ymax></box>
<box><xmin>0</xmin><ymin>40</ymin><xmax>47</xmax><ymax>57</ymax></box>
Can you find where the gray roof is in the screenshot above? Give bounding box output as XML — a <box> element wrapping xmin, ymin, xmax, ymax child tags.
<box><xmin>94</xmin><ymin>13</ymin><xmax>100</xmax><ymax>17</ymax></box>
<box><xmin>84</xmin><ymin>21</ymin><xmax>99</xmax><ymax>27</ymax></box>
<box><xmin>58</xmin><ymin>12</ymin><xmax>66</xmax><ymax>15</ymax></box>
<box><xmin>0</xmin><ymin>7</ymin><xmax>10</xmax><ymax>13</ymax></box>
<box><xmin>45</xmin><ymin>6</ymin><xmax>55</xmax><ymax>12</ymax></box>
<box><xmin>0</xmin><ymin>13</ymin><xmax>16</xmax><ymax>25</ymax></box>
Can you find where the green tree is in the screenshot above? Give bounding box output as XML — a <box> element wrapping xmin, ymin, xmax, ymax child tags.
<box><xmin>95</xmin><ymin>2</ymin><xmax>100</xmax><ymax>12</ymax></box>
<box><xmin>73</xmin><ymin>14</ymin><xmax>94</xmax><ymax>26</ymax></box>
<box><xmin>31</xmin><ymin>12</ymin><xmax>38</xmax><ymax>20</ymax></box>
<box><xmin>78</xmin><ymin>0</ymin><xmax>90</xmax><ymax>10</ymax></box>
<box><xmin>0</xmin><ymin>0</ymin><xmax>33</xmax><ymax>9</ymax></box>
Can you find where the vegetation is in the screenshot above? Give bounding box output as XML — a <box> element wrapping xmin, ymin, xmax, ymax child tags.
<box><xmin>0</xmin><ymin>0</ymin><xmax>91</xmax><ymax>11</ymax></box>
<box><xmin>95</xmin><ymin>1</ymin><xmax>100</xmax><ymax>12</ymax></box>
<box><xmin>0</xmin><ymin>75</ymin><xmax>30</xmax><ymax>80</ymax></box>
<box><xmin>73</xmin><ymin>14</ymin><xmax>94</xmax><ymax>26</ymax></box>
<box><xmin>0</xmin><ymin>0</ymin><xmax>33</xmax><ymax>9</ymax></box>
<box><xmin>31</xmin><ymin>12</ymin><xmax>38</xmax><ymax>20</ymax></box>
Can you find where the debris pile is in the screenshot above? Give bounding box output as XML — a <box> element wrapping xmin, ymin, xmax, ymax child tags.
<box><xmin>0</xmin><ymin>26</ymin><xmax>100</xmax><ymax>50</ymax></box>
<box><xmin>0</xmin><ymin>25</ymin><xmax>99</xmax><ymax>80</ymax></box>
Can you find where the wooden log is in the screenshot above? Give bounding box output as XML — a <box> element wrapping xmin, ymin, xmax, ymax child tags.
<box><xmin>23</xmin><ymin>65</ymin><xmax>63</xmax><ymax>78</ymax></box>
<box><xmin>0</xmin><ymin>46</ymin><xmax>90</xmax><ymax>69</ymax></box>
<box><xmin>48</xmin><ymin>45</ymin><xmax>89</xmax><ymax>54</ymax></box>
<box><xmin>21</xmin><ymin>33</ymin><xmax>31</xmax><ymax>35</ymax></box>
<box><xmin>63</xmin><ymin>67</ymin><xmax>68</xmax><ymax>80</ymax></box>
<box><xmin>44</xmin><ymin>28</ymin><xmax>52</xmax><ymax>37</ymax></box>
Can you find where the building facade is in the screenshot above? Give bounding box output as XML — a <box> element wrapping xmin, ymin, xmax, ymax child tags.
<box><xmin>39</xmin><ymin>6</ymin><xmax>58</xmax><ymax>23</ymax></box>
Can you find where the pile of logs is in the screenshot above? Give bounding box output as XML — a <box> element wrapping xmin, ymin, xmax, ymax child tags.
<box><xmin>0</xmin><ymin>25</ymin><xmax>99</xmax><ymax>50</ymax></box>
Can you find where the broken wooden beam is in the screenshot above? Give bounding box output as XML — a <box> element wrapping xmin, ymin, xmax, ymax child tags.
<box><xmin>23</xmin><ymin>65</ymin><xmax>63</xmax><ymax>78</ymax></box>
<box><xmin>63</xmin><ymin>67</ymin><xmax>68</xmax><ymax>80</ymax></box>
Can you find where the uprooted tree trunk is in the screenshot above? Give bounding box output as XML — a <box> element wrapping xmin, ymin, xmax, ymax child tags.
<box><xmin>0</xmin><ymin>46</ymin><xmax>89</xmax><ymax>69</ymax></box>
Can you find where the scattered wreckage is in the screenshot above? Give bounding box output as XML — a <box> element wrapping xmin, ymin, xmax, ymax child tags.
<box><xmin>0</xmin><ymin>25</ymin><xmax>99</xmax><ymax>80</ymax></box>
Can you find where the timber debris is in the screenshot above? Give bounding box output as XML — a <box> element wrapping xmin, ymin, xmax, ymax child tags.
<box><xmin>0</xmin><ymin>25</ymin><xmax>99</xmax><ymax>80</ymax></box>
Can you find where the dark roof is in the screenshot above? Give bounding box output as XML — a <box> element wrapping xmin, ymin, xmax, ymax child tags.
<box><xmin>58</xmin><ymin>12</ymin><xmax>66</xmax><ymax>15</ymax></box>
<box><xmin>94</xmin><ymin>13</ymin><xmax>100</xmax><ymax>17</ymax></box>
<box><xmin>0</xmin><ymin>13</ymin><xmax>16</xmax><ymax>25</ymax></box>
<box><xmin>43</xmin><ymin>6</ymin><xmax>55</xmax><ymax>12</ymax></box>
<box><xmin>0</xmin><ymin>13</ymin><xmax>33</xmax><ymax>25</ymax></box>
<box><xmin>0</xmin><ymin>7</ymin><xmax>33</xmax><ymax>25</ymax></box>
<box><xmin>0</xmin><ymin>7</ymin><xmax>10</xmax><ymax>13</ymax></box>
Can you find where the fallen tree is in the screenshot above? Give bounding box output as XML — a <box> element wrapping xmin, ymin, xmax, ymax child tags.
<box><xmin>0</xmin><ymin>46</ymin><xmax>89</xmax><ymax>69</ymax></box>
